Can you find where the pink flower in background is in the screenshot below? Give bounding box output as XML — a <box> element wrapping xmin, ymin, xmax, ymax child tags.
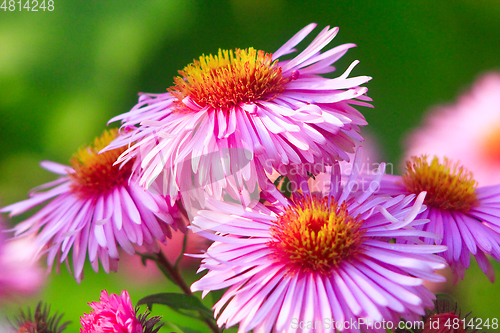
<box><xmin>106</xmin><ymin>23</ymin><xmax>371</xmax><ymax>209</ymax></box>
<box><xmin>0</xmin><ymin>227</ymin><xmax>44</xmax><ymax>301</ymax></box>
<box><xmin>377</xmin><ymin>156</ymin><xmax>500</xmax><ymax>283</ymax></box>
<box><xmin>406</xmin><ymin>72</ymin><xmax>500</xmax><ymax>186</ymax></box>
<box><xmin>191</xmin><ymin>155</ymin><xmax>446</xmax><ymax>332</ymax></box>
<box><xmin>1</xmin><ymin>129</ymin><xmax>185</xmax><ymax>282</ymax></box>
<box><xmin>80</xmin><ymin>290</ymin><xmax>144</xmax><ymax>333</ymax></box>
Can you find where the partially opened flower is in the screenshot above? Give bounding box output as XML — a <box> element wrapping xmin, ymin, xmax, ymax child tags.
<box><xmin>406</xmin><ymin>72</ymin><xmax>500</xmax><ymax>186</ymax></box>
<box><xmin>106</xmin><ymin>23</ymin><xmax>371</xmax><ymax>207</ymax></box>
<box><xmin>11</xmin><ymin>302</ymin><xmax>69</xmax><ymax>333</ymax></box>
<box><xmin>190</xmin><ymin>156</ymin><xmax>446</xmax><ymax>332</ymax></box>
<box><xmin>395</xmin><ymin>295</ymin><xmax>477</xmax><ymax>333</ymax></box>
<box><xmin>80</xmin><ymin>290</ymin><xmax>162</xmax><ymax>333</ymax></box>
<box><xmin>1</xmin><ymin>129</ymin><xmax>184</xmax><ymax>282</ymax></box>
<box><xmin>378</xmin><ymin>155</ymin><xmax>500</xmax><ymax>283</ymax></box>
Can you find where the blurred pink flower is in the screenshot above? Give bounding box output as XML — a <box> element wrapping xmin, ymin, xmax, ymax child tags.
<box><xmin>406</xmin><ymin>72</ymin><xmax>500</xmax><ymax>186</ymax></box>
<box><xmin>80</xmin><ymin>290</ymin><xmax>143</xmax><ymax>333</ymax></box>
<box><xmin>0</xmin><ymin>229</ymin><xmax>44</xmax><ymax>301</ymax></box>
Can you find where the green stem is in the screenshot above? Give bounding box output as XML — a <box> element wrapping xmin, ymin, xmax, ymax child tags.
<box><xmin>155</xmin><ymin>250</ymin><xmax>191</xmax><ymax>295</ymax></box>
<box><xmin>155</xmin><ymin>250</ymin><xmax>221</xmax><ymax>333</ymax></box>
<box><xmin>175</xmin><ymin>231</ymin><xmax>189</xmax><ymax>268</ymax></box>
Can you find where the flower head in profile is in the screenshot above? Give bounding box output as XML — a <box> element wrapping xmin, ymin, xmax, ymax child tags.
<box><xmin>1</xmin><ymin>129</ymin><xmax>185</xmax><ymax>282</ymax></box>
<box><xmin>190</xmin><ymin>154</ymin><xmax>447</xmax><ymax>332</ymax></box>
<box><xmin>80</xmin><ymin>290</ymin><xmax>162</xmax><ymax>333</ymax></box>
<box><xmin>106</xmin><ymin>23</ymin><xmax>371</xmax><ymax>207</ymax></box>
<box><xmin>395</xmin><ymin>295</ymin><xmax>477</xmax><ymax>333</ymax></box>
<box><xmin>11</xmin><ymin>302</ymin><xmax>69</xmax><ymax>333</ymax></box>
<box><xmin>406</xmin><ymin>72</ymin><xmax>500</xmax><ymax>186</ymax></box>
<box><xmin>378</xmin><ymin>155</ymin><xmax>500</xmax><ymax>283</ymax></box>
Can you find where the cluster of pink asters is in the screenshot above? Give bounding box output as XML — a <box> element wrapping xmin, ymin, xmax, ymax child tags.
<box><xmin>2</xmin><ymin>23</ymin><xmax>500</xmax><ymax>333</ymax></box>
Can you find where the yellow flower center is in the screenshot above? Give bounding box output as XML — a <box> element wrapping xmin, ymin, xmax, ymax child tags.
<box><xmin>168</xmin><ymin>48</ymin><xmax>290</xmax><ymax>112</ymax></box>
<box><xmin>402</xmin><ymin>156</ymin><xmax>478</xmax><ymax>213</ymax></box>
<box><xmin>268</xmin><ymin>196</ymin><xmax>365</xmax><ymax>275</ymax></box>
<box><xmin>69</xmin><ymin>129</ymin><xmax>133</xmax><ymax>199</ymax></box>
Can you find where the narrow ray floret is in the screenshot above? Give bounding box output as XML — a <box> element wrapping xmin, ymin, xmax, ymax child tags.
<box><xmin>377</xmin><ymin>155</ymin><xmax>500</xmax><ymax>283</ymax></box>
<box><xmin>190</xmin><ymin>156</ymin><xmax>447</xmax><ymax>333</ymax></box>
<box><xmin>105</xmin><ymin>23</ymin><xmax>372</xmax><ymax>207</ymax></box>
<box><xmin>1</xmin><ymin>129</ymin><xmax>185</xmax><ymax>282</ymax></box>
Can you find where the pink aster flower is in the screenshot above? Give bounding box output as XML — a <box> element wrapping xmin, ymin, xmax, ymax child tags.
<box><xmin>80</xmin><ymin>290</ymin><xmax>162</xmax><ymax>333</ymax></box>
<box><xmin>106</xmin><ymin>23</ymin><xmax>371</xmax><ymax>208</ymax></box>
<box><xmin>406</xmin><ymin>72</ymin><xmax>500</xmax><ymax>186</ymax></box>
<box><xmin>190</xmin><ymin>155</ymin><xmax>447</xmax><ymax>333</ymax></box>
<box><xmin>377</xmin><ymin>155</ymin><xmax>500</xmax><ymax>283</ymax></box>
<box><xmin>0</xmin><ymin>226</ymin><xmax>44</xmax><ymax>301</ymax></box>
<box><xmin>1</xmin><ymin>129</ymin><xmax>185</xmax><ymax>282</ymax></box>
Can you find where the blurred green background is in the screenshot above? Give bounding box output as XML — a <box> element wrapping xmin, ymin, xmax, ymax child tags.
<box><xmin>1</xmin><ymin>0</ymin><xmax>500</xmax><ymax>331</ymax></box>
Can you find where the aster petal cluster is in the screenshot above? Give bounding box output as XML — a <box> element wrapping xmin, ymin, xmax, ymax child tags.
<box><xmin>80</xmin><ymin>290</ymin><xmax>162</xmax><ymax>333</ymax></box>
<box><xmin>1</xmin><ymin>129</ymin><xmax>184</xmax><ymax>282</ymax></box>
<box><xmin>191</xmin><ymin>158</ymin><xmax>447</xmax><ymax>333</ymax></box>
<box><xmin>377</xmin><ymin>155</ymin><xmax>500</xmax><ymax>282</ymax></box>
<box><xmin>105</xmin><ymin>23</ymin><xmax>371</xmax><ymax>210</ymax></box>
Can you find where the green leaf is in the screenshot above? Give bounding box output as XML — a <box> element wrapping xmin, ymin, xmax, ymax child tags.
<box><xmin>273</xmin><ymin>175</ymin><xmax>284</xmax><ymax>187</ymax></box>
<box><xmin>273</xmin><ymin>175</ymin><xmax>292</xmax><ymax>198</ymax></box>
<box><xmin>137</xmin><ymin>293</ymin><xmax>213</xmax><ymax>318</ymax></box>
